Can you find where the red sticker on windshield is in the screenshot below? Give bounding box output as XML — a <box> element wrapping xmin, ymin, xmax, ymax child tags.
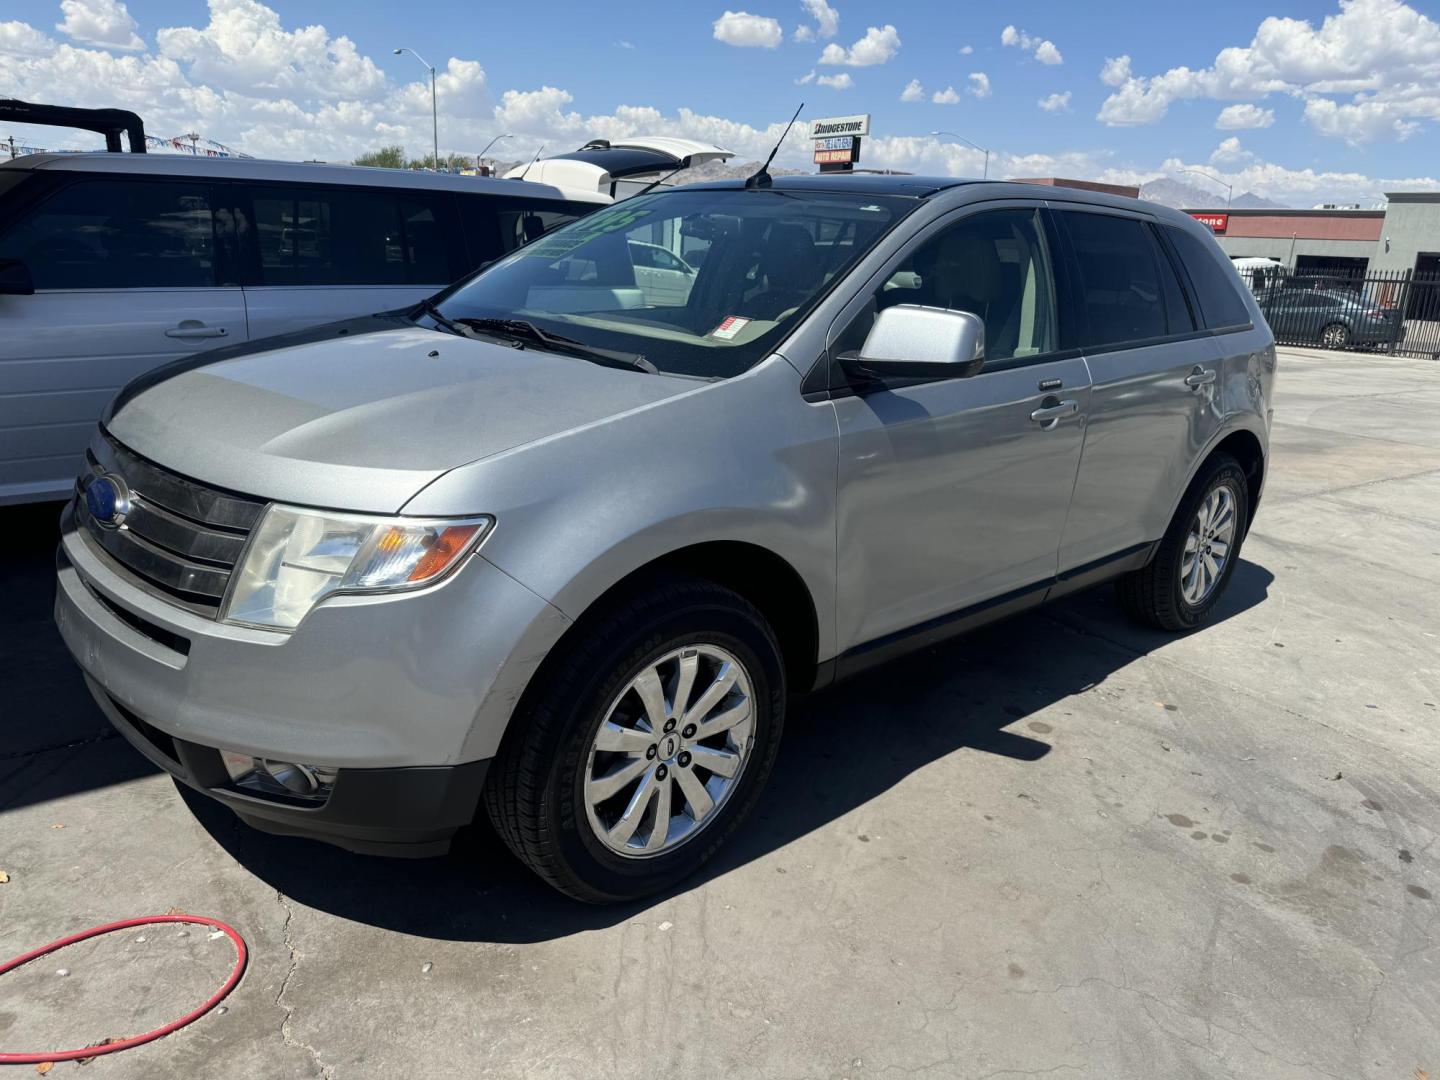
<box><xmin>710</xmin><ymin>316</ymin><xmax>751</xmax><ymax>340</ymax></box>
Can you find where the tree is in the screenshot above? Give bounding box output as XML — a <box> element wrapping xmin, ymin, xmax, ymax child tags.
<box><xmin>353</xmin><ymin>145</ymin><xmax>407</xmax><ymax>169</ymax></box>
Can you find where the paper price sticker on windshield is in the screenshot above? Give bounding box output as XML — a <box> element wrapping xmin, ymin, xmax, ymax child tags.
<box><xmin>710</xmin><ymin>316</ymin><xmax>751</xmax><ymax>340</ymax></box>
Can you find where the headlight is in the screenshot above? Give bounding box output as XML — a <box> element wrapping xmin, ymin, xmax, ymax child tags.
<box><xmin>223</xmin><ymin>506</ymin><xmax>492</xmax><ymax>631</ymax></box>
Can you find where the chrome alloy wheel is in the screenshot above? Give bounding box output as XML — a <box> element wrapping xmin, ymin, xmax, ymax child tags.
<box><xmin>583</xmin><ymin>644</ymin><xmax>755</xmax><ymax>859</ymax></box>
<box><xmin>1180</xmin><ymin>484</ymin><xmax>1238</xmax><ymax>606</ymax></box>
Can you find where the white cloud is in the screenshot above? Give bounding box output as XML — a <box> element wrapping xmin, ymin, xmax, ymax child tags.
<box><xmin>1039</xmin><ymin>91</ymin><xmax>1072</xmax><ymax>112</ymax></box>
<box><xmin>799</xmin><ymin>0</ymin><xmax>839</xmax><ymax>38</ymax></box>
<box><xmin>1096</xmin><ymin>0</ymin><xmax>1440</xmax><ymax>141</ymax></box>
<box><xmin>57</xmin><ymin>0</ymin><xmax>144</xmax><ymax>52</ymax></box>
<box><xmin>712</xmin><ymin>10</ymin><xmax>783</xmax><ymax>49</ymax></box>
<box><xmin>960</xmin><ymin>45</ymin><xmax>973</xmax><ymax>55</ymax></box>
<box><xmin>1100</xmin><ymin>55</ymin><xmax>1131</xmax><ymax>86</ymax></box>
<box><xmin>900</xmin><ymin>77</ymin><xmax>924</xmax><ymax>102</ymax></box>
<box><xmin>1216</xmin><ymin>103</ymin><xmax>1274</xmax><ymax>129</ymax></box>
<box><xmin>795</xmin><ymin>69</ymin><xmax>816</xmax><ymax>84</ymax></box>
<box><xmin>1</xmin><ymin>20</ymin><xmax>57</xmax><ymax>55</ymax></box>
<box><xmin>1002</xmin><ymin>25</ymin><xmax>1062</xmax><ymax>64</ymax></box>
<box><xmin>793</xmin><ymin>25</ymin><xmax>813</xmax><ymax>42</ymax></box>
<box><xmin>968</xmin><ymin>72</ymin><xmax>991</xmax><ymax>98</ymax></box>
<box><xmin>614</xmin><ymin>40</ymin><xmax>635</xmax><ymax>50</ymax></box>
<box><xmin>932</xmin><ymin>86</ymin><xmax>960</xmax><ymax>105</ymax></box>
<box><xmin>819</xmin><ymin>24</ymin><xmax>899</xmax><ymax>66</ymax></box>
<box><xmin>817</xmin><ymin>72</ymin><xmax>852</xmax><ymax>89</ymax></box>
<box><xmin>1210</xmin><ymin>135</ymin><xmax>1254</xmax><ymax>165</ymax></box>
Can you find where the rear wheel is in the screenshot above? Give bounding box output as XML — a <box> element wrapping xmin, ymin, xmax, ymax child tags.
<box><xmin>1117</xmin><ymin>453</ymin><xmax>1249</xmax><ymax>631</ymax></box>
<box><xmin>1321</xmin><ymin>322</ymin><xmax>1350</xmax><ymax>349</ymax></box>
<box><xmin>484</xmin><ymin>577</ymin><xmax>785</xmax><ymax>902</ymax></box>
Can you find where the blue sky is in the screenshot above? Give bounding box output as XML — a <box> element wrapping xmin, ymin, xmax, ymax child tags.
<box><xmin>2</xmin><ymin>0</ymin><xmax>1437</xmax><ymax>203</ymax></box>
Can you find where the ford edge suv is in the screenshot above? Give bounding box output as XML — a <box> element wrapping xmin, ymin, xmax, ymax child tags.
<box><xmin>55</xmin><ymin>175</ymin><xmax>1275</xmax><ymax>901</ymax></box>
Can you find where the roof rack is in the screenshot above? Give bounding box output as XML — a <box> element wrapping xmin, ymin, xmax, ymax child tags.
<box><xmin>0</xmin><ymin>99</ymin><xmax>146</xmax><ymax>153</ymax></box>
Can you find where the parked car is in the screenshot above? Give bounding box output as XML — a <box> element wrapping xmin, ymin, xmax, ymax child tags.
<box><xmin>0</xmin><ymin>151</ymin><xmax>608</xmax><ymax>505</ymax></box>
<box><xmin>1256</xmin><ymin>284</ymin><xmax>1403</xmax><ymax>350</ymax></box>
<box><xmin>55</xmin><ymin>175</ymin><xmax>1275</xmax><ymax>901</ymax></box>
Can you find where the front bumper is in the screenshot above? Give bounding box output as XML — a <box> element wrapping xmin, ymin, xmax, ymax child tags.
<box><xmin>86</xmin><ymin>674</ymin><xmax>489</xmax><ymax>856</ymax></box>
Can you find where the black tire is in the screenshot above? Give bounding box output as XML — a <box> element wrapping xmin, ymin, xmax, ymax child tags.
<box><xmin>1116</xmin><ymin>453</ymin><xmax>1249</xmax><ymax>632</ymax></box>
<box><xmin>1320</xmin><ymin>322</ymin><xmax>1350</xmax><ymax>350</ymax></box>
<box><xmin>483</xmin><ymin>576</ymin><xmax>785</xmax><ymax>903</ymax></box>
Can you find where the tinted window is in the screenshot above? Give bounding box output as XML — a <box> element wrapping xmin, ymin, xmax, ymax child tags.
<box><xmin>852</xmin><ymin>208</ymin><xmax>1058</xmax><ymax>363</ymax></box>
<box><xmin>457</xmin><ymin>196</ymin><xmax>589</xmax><ymax>271</ymax></box>
<box><xmin>1063</xmin><ymin>211</ymin><xmax>1177</xmax><ymax>347</ymax></box>
<box><xmin>247</xmin><ymin>185</ymin><xmax>454</xmax><ymax>287</ymax></box>
<box><xmin>1165</xmin><ymin>225</ymin><xmax>1253</xmax><ymax>329</ymax></box>
<box><xmin>0</xmin><ymin>178</ymin><xmax>214</xmax><ymax>289</ymax></box>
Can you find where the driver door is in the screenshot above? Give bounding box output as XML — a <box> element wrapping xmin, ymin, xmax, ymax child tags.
<box><xmin>829</xmin><ymin>205</ymin><xmax>1091</xmax><ymax>658</ymax></box>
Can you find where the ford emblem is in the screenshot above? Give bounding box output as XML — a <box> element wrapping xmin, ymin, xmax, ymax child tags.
<box><xmin>85</xmin><ymin>473</ymin><xmax>132</xmax><ymax>530</ymax></box>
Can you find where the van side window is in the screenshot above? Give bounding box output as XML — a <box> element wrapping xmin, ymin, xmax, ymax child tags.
<box><xmin>247</xmin><ymin>186</ymin><xmax>456</xmax><ymax>286</ymax></box>
<box><xmin>1061</xmin><ymin>211</ymin><xmax>1180</xmax><ymax>347</ymax></box>
<box><xmin>839</xmin><ymin>208</ymin><xmax>1058</xmax><ymax>363</ymax></box>
<box><xmin>457</xmin><ymin>197</ymin><xmax>589</xmax><ymax>273</ymax></box>
<box><xmin>1164</xmin><ymin>226</ymin><xmax>1253</xmax><ymax>330</ymax></box>
<box><xmin>0</xmin><ymin>178</ymin><xmax>215</xmax><ymax>289</ymax></box>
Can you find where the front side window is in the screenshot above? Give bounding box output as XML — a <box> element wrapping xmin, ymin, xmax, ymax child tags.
<box><xmin>247</xmin><ymin>185</ymin><xmax>454</xmax><ymax>287</ymax></box>
<box><xmin>436</xmin><ymin>189</ymin><xmax>912</xmax><ymax>378</ymax></box>
<box><xmin>0</xmin><ymin>178</ymin><xmax>214</xmax><ymax>289</ymax></box>
<box><xmin>837</xmin><ymin>208</ymin><xmax>1059</xmax><ymax>364</ymax></box>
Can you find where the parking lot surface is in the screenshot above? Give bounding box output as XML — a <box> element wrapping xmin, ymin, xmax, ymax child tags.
<box><xmin>2</xmin><ymin>346</ymin><xmax>1437</xmax><ymax>1079</ymax></box>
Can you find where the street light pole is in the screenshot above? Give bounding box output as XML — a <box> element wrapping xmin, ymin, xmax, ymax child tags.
<box><xmin>1180</xmin><ymin>167</ymin><xmax>1233</xmax><ymax>208</ymax></box>
<box><xmin>394</xmin><ymin>47</ymin><xmax>438</xmax><ymax>170</ymax></box>
<box><xmin>477</xmin><ymin>133</ymin><xmax>513</xmax><ymax>171</ymax></box>
<box><xmin>932</xmin><ymin>130</ymin><xmax>990</xmax><ymax>179</ymax></box>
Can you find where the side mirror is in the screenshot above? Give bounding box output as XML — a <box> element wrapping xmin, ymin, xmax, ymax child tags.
<box><xmin>0</xmin><ymin>258</ymin><xmax>34</xmax><ymax>296</ymax></box>
<box><xmin>847</xmin><ymin>304</ymin><xmax>985</xmax><ymax>381</ymax></box>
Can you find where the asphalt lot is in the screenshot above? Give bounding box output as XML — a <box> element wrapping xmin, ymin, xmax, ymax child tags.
<box><xmin>2</xmin><ymin>345</ymin><xmax>1437</xmax><ymax>1079</ymax></box>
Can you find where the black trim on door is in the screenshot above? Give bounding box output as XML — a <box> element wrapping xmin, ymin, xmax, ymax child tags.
<box><xmin>831</xmin><ymin>540</ymin><xmax>1158</xmax><ymax>681</ymax></box>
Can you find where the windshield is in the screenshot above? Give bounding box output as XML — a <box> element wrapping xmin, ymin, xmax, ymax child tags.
<box><xmin>434</xmin><ymin>188</ymin><xmax>913</xmax><ymax>378</ymax></box>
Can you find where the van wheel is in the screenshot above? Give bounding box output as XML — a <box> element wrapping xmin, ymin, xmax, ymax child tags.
<box><xmin>1116</xmin><ymin>453</ymin><xmax>1249</xmax><ymax>632</ymax></box>
<box><xmin>483</xmin><ymin>577</ymin><xmax>785</xmax><ymax>903</ymax></box>
<box><xmin>1321</xmin><ymin>323</ymin><xmax>1350</xmax><ymax>349</ymax></box>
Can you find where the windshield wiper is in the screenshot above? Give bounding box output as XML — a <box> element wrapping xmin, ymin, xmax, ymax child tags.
<box><xmin>414</xmin><ymin>296</ymin><xmax>467</xmax><ymax>338</ymax></box>
<box><xmin>455</xmin><ymin>317</ymin><xmax>658</xmax><ymax>374</ymax></box>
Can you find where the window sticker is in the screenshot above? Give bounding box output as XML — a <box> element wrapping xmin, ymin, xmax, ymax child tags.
<box><xmin>709</xmin><ymin>316</ymin><xmax>751</xmax><ymax>340</ymax></box>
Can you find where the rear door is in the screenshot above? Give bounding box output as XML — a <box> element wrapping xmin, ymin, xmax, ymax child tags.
<box><xmin>1055</xmin><ymin>209</ymin><xmax>1224</xmax><ymax>571</ymax></box>
<box><xmin>236</xmin><ymin>183</ymin><xmax>464</xmax><ymax>340</ymax></box>
<box><xmin>0</xmin><ymin>174</ymin><xmax>246</xmax><ymax>503</ymax></box>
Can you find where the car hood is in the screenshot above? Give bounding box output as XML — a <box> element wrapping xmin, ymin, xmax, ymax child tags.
<box><xmin>106</xmin><ymin>319</ymin><xmax>699</xmax><ymax>513</ymax></box>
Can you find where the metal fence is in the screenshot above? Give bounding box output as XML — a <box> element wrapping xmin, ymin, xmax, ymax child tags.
<box><xmin>1237</xmin><ymin>264</ymin><xmax>1440</xmax><ymax>359</ymax></box>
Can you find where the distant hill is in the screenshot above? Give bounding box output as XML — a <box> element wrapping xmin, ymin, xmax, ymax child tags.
<box><xmin>1141</xmin><ymin>178</ymin><xmax>1289</xmax><ymax>210</ymax></box>
<box><xmin>1230</xmin><ymin>191</ymin><xmax>1289</xmax><ymax>210</ymax></box>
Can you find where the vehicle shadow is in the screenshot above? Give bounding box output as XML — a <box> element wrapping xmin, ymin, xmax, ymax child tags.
<box><xmin>0</xmin><ymin>502</ymin><xmax>161</xmax><ymax>813</ymax></box>
<box><xmin>180</xmin><ymin>557</ymin><xmax>1274</xmax><ymax>943</ymax></box>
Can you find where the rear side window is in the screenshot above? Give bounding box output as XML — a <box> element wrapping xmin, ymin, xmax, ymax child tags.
<box><xmin>1165</xmin><ymin>226</ymin><xmax>1253</xmax><ymax>330</ymax></box>
<box><xmin>246</xmin><ymin>185</ymin><xmax>457</xmax><ymax>287</ymax></box>
<box><xmin>0</xmin><ymin>178</ymin><xmax>214</xmax><ymax>289</ymax></box>
<box><xmin>1062</xmin><ymin>211</ymin><xmax>1189</xmax><ymax>348</ymax></box>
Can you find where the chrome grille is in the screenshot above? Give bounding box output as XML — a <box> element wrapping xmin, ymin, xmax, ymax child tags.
<box><xmin>75</xmin><ymin>432</ymin><xmax>266</xmax><ymax>617</ymax></box>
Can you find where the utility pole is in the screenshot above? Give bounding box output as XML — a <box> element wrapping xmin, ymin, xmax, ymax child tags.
<box><xmin>932</xmin><ymin>130</ymin><xmax>990</xmax><ymax>179</ymax></box>
<box><xmin>395</xmin><ymin>47</ymin><xmax>439</xmax><ymax>170</ymax></box>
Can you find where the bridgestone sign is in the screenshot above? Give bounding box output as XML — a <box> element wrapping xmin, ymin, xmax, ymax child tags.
<box><xmin>810</xmin><ymin>114</ymin><xmax>871</xmax><ymax>138</ymax></box>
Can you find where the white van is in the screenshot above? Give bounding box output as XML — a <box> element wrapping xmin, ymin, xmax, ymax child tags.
<box><xmin>0</xmin><ymin>150</ymin><xmax>613</xmax><ymax>505</ymax></box>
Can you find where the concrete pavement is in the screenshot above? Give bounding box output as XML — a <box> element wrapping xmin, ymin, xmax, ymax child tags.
<box><xmin>1</xmin><ymin>346</ymin><xmax>1437</xmax><ymax>1078</ymax></box>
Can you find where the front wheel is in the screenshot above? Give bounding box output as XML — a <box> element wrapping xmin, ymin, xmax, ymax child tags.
<box><xmin>1320</xmin><ymin>322</ymin><xmax>1350</xmax><ymax>349</ymax></box>
<box><xmin>1117</xmin><ymin>453</ymin><xmax>1249</xmax><ymax>631</ymax></box>
<box><xmin>483</xmin><ymin>577</ymin><xmax>785</xmax><ymax>902</ymax></box>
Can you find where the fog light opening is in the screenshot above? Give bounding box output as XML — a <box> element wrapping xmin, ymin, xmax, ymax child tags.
<box><xmin>221</xmin><ymin>749</ymin><xmax>337</xmax><ymax>804</ymax></box>
<box><xmin>262</xmin><ymin>759</ymin><xmax>321</xmax><ymax>796</ymax></box>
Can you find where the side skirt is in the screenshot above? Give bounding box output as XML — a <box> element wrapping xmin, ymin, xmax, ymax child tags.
<box><xmin>824</xmin><ymin>541</ymin><xmax>1157</xmax><ymax>686</ymax></box>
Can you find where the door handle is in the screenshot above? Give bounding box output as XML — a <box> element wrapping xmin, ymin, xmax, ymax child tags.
<box><xmin>1030</xmin><ymin>399</ymin><xmax>1078</xmax><ymax>424</ymax></box>
<box><xmin>165</xmin><ymin>323</ymin><xmax>228</xmax><ymax>340</ymax></box>
<box><xmin>1184</xmin><ymin>367</ymin><xmax>1217</xmax><ymax>389</ymax></box>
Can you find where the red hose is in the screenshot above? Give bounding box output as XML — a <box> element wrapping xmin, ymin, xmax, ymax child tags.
<box><xmin>0</xmin><ymin>914</ymin><xmax>247</xmax><ymax>1065</ymax></box>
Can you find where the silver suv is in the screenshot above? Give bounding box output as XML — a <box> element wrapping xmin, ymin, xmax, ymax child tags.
<box><xmin>55</xmin><ymin>176</ymin><xmax>1274</xmax><ymax>901</ymax></box>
